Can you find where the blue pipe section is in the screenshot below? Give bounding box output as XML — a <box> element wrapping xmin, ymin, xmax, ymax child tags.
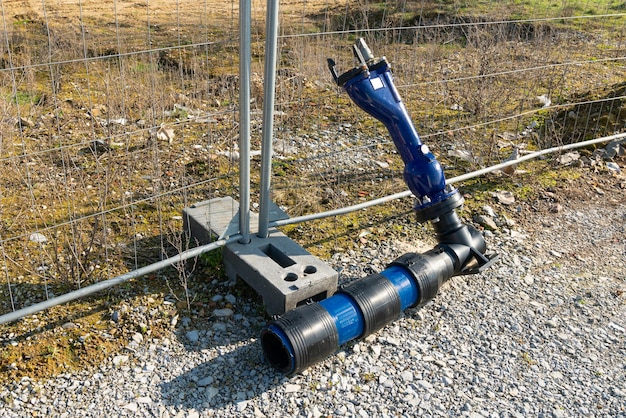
<box><xmin>338</xmin><ymin>58</ymin><xmax>454</xmax><ymax>208</ymax></box>
<box><xmin>319</xmin><ymin>293</ymin><xmax>365</xmax><ymax>345</ymax></box>
<box><xmin>380</xmin><ymin>265</ymin><xmax>420</xmax><ymax>310</ymax></box>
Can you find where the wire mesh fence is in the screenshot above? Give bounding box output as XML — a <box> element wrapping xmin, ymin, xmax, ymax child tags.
<box><xmin>1</xmin><ymin>1</ymin><xmax>625</xmax><ymax>320</ymax></box>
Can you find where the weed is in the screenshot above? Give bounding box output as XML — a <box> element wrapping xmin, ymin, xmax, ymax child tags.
<box><xmin>520</xmin><ymin>351</ymin><xmax>536</xmax><ymax>365</ymax></box>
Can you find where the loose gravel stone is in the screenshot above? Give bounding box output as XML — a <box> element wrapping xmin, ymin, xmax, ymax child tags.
<box><xmin>185</xmin><ymin>330</ymin><xmax>199</xmax><ymax>343</ymax></box>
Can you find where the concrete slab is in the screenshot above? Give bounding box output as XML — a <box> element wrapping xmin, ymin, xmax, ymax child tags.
<box><xmin>183</xmin><ymin>197</ymin><xmax>245</xmax><ymax>243</ymax></box>
<box><xmin>183</xmin><ymin>196</ymin><xmax>289</xmax><ymax>242</ymax></box>
<box><xmin>183</xmin><ymin>197</ymin><xmax>338</xmax><ymax>315</ymax></box>
<box><xmin>223</xmin><ymin>228</ymin><xmax>338</xmax><ymax>315</ymax></box>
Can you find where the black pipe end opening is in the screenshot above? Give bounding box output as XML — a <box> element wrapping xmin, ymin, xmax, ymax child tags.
<box><xmin>260</xmin><ymin>328</ymin><xmax>293</xmax><ymax>374</ymax></box>
<box><xmin>260</xmin><ymin>303</ymin><xmax>339</xmax><ymax>375</ymax></box>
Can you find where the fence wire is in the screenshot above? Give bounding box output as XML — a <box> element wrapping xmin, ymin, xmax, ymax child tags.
<box><xmin>0</xmin><ymin>1</ymin><xmax>625</xmax><ymax>320</ymax></box>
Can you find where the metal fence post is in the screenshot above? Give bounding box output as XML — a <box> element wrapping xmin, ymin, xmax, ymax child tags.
<box><xmin>238</xmin><ymin>0</ymin><xmax>252</xmax><ymax>244</ymax></box>
<box><xmin>257</xmin><ymin>0</ymin><xmax>280</xmax><ymax>239</ymax></box>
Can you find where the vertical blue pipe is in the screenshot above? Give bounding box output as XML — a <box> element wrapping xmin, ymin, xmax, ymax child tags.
<box><xmin>257</xmin><ymin>0</ymin><xmax>280</xmax><ymax>238</ymax></box>
<box><xmin>238</xmin><ymin>0</ymin><xmax>251</xmax><ymax>244</ymax></box>
<box><xmin>341</xmin><ymin>61</ymin><xmax>451</xmax><ymax>206</ymax></box>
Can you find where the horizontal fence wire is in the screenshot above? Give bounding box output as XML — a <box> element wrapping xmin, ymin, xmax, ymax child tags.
<box><xmin>0</xmin><ymin>0</ymin><xmax>625</xmax><ymax>322</ymax></box>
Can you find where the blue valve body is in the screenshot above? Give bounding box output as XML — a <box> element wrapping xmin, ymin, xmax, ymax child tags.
<box><xmin>342</xmin><ymin>61</ymin><xmax>454</xmax><ymax>207</ymax></box>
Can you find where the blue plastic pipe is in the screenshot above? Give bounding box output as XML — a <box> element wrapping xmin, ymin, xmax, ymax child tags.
<box><xmin>260</xmin><ymin>262</ymin><xmax>421</xmax><ymax>373</ymax></box>
<box><xmin>336</xmin><ymin>43</ymin><xmax>455</xmax><ymax>208</ymax></box>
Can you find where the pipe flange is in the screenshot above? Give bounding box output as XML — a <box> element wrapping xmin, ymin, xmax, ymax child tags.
<box><xmin>415</xmin><ymin>192</ymin><xmax>464</xmax><ymax>223</ymax></box>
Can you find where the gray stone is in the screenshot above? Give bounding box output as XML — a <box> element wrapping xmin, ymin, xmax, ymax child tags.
<box><xmin>197</xmin><ymin>376</ymin><xmax>214</xmax><ymax>387</ymax></box>
<box><xmin>29</xmin><ymin>233</ymin><xmax>48</xmax><ymax>243</ymax></box>
<box><xmin>213</xmin><ymin>308</ymin><xmax>233</xmax><ymax>318</ymax></box>
<box><xmin>186</xmin><ymin>330</ymin><xmax>199</xmax><ymax>343</ymax></box>
<box><xmin>474</xmin><ymin>214</ymin><xmax>498</xmax><ymax>231</ymax></box>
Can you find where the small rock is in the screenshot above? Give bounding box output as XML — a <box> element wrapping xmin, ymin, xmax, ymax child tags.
<box><xmin>434</xmin><ymin>359</ymin><xmax>446</xmax><ymax>368</ymax></box>
<box><xmin>206</xmin><ymin>387</ymin><xmax>219</xmax><ymax>400</ymax></box>
<box><xmin>400</xmin><ymin>370</ymin><xmax>414</xmax><ymax>382</ymax></box>
<box><xmin>156</xmin><ymin>124</ymin><xmax>175</xmax><ymax>144</ymax></box>
<box><xmin>370</xmin><ymin>344</ymin><xmax>382</xmax><ymax>357</ymax></box>
<box><xmin>557</xmin><ymin>151</ymin><xmax>580</xmax><ymax>165</ymax></box>
<box><xmin>494</xmin><ymin>190</ymin><xmax>515</xmax><ymax>205</ymax></box>
<box><xmin>546</xmin><ymin>318</ymin><xmax>559</xmax><ymax>328</ymax></box>
<box><xmin>29</xmin><ymin>233</ymin><xmax>48</xmax><ymax>243</ymax></box>
<box><xmin>225</xmin><ymin>294</ymin><xmax>237</xmax><ymax>304</ymax></box>
<box><xmin>285</xmin><ymin>384</ymin><xmax>301</xmax><ymax>393</ymax></box>
<box><xmin>604</xmin><ymin>140</ymin><xmax>624</xmax><ymax>158</ymax></box>
<box><xmin>131</xmin><ymin>333</ymin><xmax>143</xmax><ymax>344</ymax></box>
<box><xmin>612</xmin><ymin>387</ymin><xmax>626</xmax><ymax>397</ymax></box>
<box><xmin>186</xmin><ymin>330</ymin><xmax>200</xmax><ymax>343</ymax></box>
<box><xmin>606</xmin><ymin>162</ymin><xmax>621</xmax><ymax>173</ymax></box>
<box><xmin>136</xmin><ymin>396</ymin><xmax>152</xmax><ymax>404</ymax></box>
<box><xmin>111</xmin><ymin>311</ymin><xmax>120</xmax><ymax>323</ymax></box>
<box><xmin>417</xmin><ymin>380</ymin><xmax>433</xmax><ymax>390</ymax></box>
<box><xmin>549</xmin><ymin>203</ymin><xmax>563</xmax><ymax>213</ymax></box>
<box><xmin>19</xmin><ymin>117</ymin><xmax>35</xmax><ymax>128</ymax></box>
<box><xmin>237</xmin><ymin>400</ymin><xmax>248</xmax><ymax>412</ymax></box>
<box><xmin>211</xmin><ymin>295</ymin><xmax>224</xmax><ymax>303</ymax></box>
<box><xmin>112</xmin><ymin>355</ymin><xmax>129</xmax><ymax>366</ymax></box>
<box><xmin>510</xmin><ymin>230</ymin><xmax>528</xmax><ymax>241</ymax></box>
<box><xmin>385</xmin><ymin>336</ymin><xmax>400</xmax><ymax>346</ymax></box>
<box><xmin>474</xmin><ymin>215</ymin><xmax>498</xmax><ymax>231</ymax></box>
<box><xmin>482</xmin><ymin>205</ymin><xmax>497</xmax><ymax>218</ymax></box>
<box><xmin>213</xmin><ymin>308</ymin><xmax>233</xmax><ymax>318</ymax></box>
<box><xmin>212</xmin><ymin>322</ymin><xmax>227</xmax><ymax>332</ymax></box>
<box><xmin>374</xmin><ymin>160</ymin><xmax>390</xmax><ymax>169</ymax></box>
<box><xmin>197</xmin><ymin>376</ymin><xmax>214</xmax><ymax>387</ymax></box>
<box><xmin>122</xmin><ymin>402</ymin><xmax>138</xmax><ymax>412</ymax></box>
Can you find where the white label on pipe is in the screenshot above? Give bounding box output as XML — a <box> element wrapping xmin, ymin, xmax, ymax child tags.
<box><xmin>370</xmin><ymin>77</ymin><xmax>384</xmax><ymax>90</ymax></box>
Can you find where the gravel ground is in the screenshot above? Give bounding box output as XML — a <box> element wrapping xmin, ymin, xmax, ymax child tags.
<box><xmin>1</xmin><ymin>168</ymin><xmax>625</xmax><ymax>417</ymax></box>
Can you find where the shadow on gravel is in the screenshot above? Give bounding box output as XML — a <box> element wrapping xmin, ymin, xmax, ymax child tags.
<box><xmin>159</xmin><ymin>337</ymin><xmax>287</xmax><ymax>412</ymax></box>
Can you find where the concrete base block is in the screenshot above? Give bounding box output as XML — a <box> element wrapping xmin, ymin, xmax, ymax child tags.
<box><xmin>223</xmin><ymin>229</ymin><xmax>338</xmax><ymax>315</ymax></box>
<box><xmin>183</xmin><ymin>197</ymin><xmax>252</xmax><ymax>243</ymax></box>
<box><xmin>183</xmin><ymin>197</ymin><xmax>338</xmax><ymax>316</ymax></box>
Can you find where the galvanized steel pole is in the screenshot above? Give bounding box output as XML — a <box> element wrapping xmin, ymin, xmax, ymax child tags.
<box><xmin>238</xmin><ymin>0</ymin><xmax>252</xmax><ymax>244</ymax></box>
<box><xmin>257</xmin><ymin>0</ymin><xmax>280</xmax><ymax>238</ymax></box>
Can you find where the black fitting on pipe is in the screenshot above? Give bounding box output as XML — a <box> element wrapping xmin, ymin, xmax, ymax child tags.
<box><xmin>340</xmin><ymin>273</ymin><xmax>402</xmax><ymax>336</ymax></box>
<box><xmin>261</xmin><ymin>303</ymin><xmax>339</xmax><ymax>374</ymax></box>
